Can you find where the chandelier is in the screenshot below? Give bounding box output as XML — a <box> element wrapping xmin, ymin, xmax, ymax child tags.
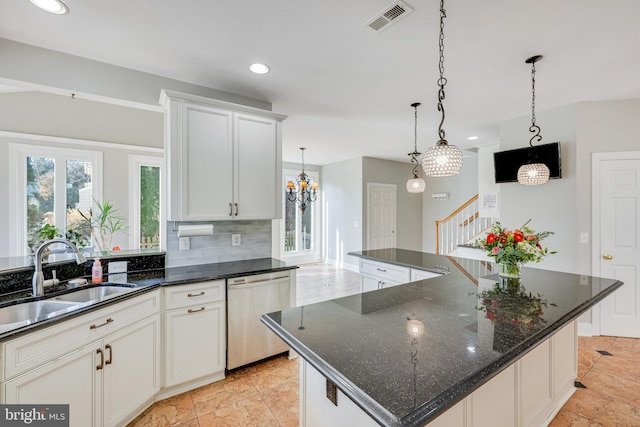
<box><xmin>422</xmin><ymin>0</ymin><xmax>463</xmax><ymax>177</ymax></box>
<box><xmin>286</xmin><ymin>147</ymin><xmax>318</xmax><ymax>213</ymax></box>
<box><xmin>517</xmin><ymin>55</ymin><xmax>550</xmax><ymax>186</ymax></box>
<box><xmin>407</xmin><ymin>102</ymin><xmax>426</xmax><ymax>193</ymax></box>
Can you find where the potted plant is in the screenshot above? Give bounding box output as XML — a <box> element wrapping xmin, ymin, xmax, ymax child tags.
<box><xmin>70</xmin><ymin>199</ymin><xmax>127</xmax><ymax>252</ymax></box>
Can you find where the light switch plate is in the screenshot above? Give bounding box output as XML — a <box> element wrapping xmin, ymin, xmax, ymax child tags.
<box><xmin>179</xmin><ymin>237</ymin><xmax>190</xmax><ymax>250</ymax></box>
<box><xmin>232</xmin><ymin>234</ymin><xmax>241</xmax><ymax>246</ymax></box>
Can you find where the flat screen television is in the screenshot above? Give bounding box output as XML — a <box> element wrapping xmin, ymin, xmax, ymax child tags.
<box><xmin>493</xmin><ymin>142</ymin><xmax>562</xmax><ymax>183</ymax></box>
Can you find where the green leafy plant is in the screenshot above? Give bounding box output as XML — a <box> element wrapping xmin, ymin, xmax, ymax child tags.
<box><xmin>37</xmin><ymin>223</ymin><xmax>62</xmax><ymax>240</ymax></box>
<box><xmin>71</xmin><ymin>199</ymin><xmax>127</xmax><ymax>252</ymax></box>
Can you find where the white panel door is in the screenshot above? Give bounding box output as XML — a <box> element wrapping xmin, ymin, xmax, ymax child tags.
<box><xmin>367</xmin><ymin>183</ymin><xmax>397</xmax><ymax>250</ymax></box>
<box><xmin>596</xmin><ymin>157</ymin><xmax>640</xmax><ymax>337</ymax></box>
<box><xmin>234</xmin><ymin>113</ymin><xmax>278</xmax><ymax>219</ymax></box>
<box><xmin>183</xmin><ymin>104</ymin><xmax>233</xmax><ymax>220</ymax></box>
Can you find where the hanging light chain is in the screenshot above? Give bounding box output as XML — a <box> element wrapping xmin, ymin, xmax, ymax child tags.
<box><xmin>409</xmin><ymin>103</ymin><xmax>421</xmax><ymax>178</ymax></box>
<box><xmin>437</xmin><ymin>0</ymin><xmax>447</xmax><ymax>143</ymax></box>
<box><xmin>529</xmin><ymin>57</ymin><xmax>542</xmax><ymax>147</ymax></box>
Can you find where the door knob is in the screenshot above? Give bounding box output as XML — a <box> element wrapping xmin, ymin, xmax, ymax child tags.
<box><xmin>602</xmin><ymin>254</ymin><xmax>613</xmax><ymax>261</ymax></box>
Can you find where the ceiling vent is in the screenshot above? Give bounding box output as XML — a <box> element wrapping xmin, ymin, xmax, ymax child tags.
<box><xmin>364</xmin><ymin>1</ymin><xmax>414</xmax><ymax>33</ymax></box>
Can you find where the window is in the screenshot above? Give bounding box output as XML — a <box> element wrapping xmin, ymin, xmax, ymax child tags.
<box><xmin>129</xmin><ymin>155</ymin><xmax>164</xmax><ymax>250</ymax></box>
<box><xmin>10</xmin><ymin>144</ymin><xmax>103</xmax><ymax>256</ymax></box>
<box><xmin>283</xmin><ymin>169</ymin><xmax>318</xmax><ymax>256</ymax></box>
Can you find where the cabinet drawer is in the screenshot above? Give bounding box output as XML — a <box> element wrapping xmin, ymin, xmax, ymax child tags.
<box><xmin>1</xmin><ymin>290</ymin><xmax>160</xmax><ymax>381</ymax></box>
<box><xmin>164</xmin><ymin>280</ymin><xmax>225</xmax><ymax>310</ymax></box>
<box><xmin>410</xmin><ymin>269</ymin><xmax>443</xmax><ymax>282</ymax></box>
<box><xmin>359</xmin><ymin>259</ymin><xmax>410</xmax><ymax>283</ymax></box>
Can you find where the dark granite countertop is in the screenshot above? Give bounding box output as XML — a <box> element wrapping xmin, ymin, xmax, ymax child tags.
<box><xmin>0</xmin><ymin>257</ymin><xmax>296</xmax><ymax>341</ymax></box>
<box><xmin>261</xmin><ymin>251</ymin><xmax>622</xmax><ymax>427</ymax></box>
<box><xmin>349</xmin><ymin>248</ymin><xmax>462</xmax><ymax>275</ymax></box>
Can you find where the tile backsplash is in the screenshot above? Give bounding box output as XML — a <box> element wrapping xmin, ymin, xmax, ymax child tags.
<box><xmin>165</xmin><ymin>220</ymin><xmax>272</xmax><ymax>267</ymax></box>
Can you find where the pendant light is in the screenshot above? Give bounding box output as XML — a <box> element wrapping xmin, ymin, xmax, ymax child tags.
<box><xmin>285</xmin><ymin>147</ymin><xmax>318</xmax><ymax>213</ymax></box>
<box><xmin>407</xmin><ymin>102</ymin><xmax>426</xmax><ymax>193</ymax></box>
<box><xmin>422</xmin><ymin>0</ymin><xmax>463</xmax><ymax>177</ymax></box>
<box><xmin>517</xmin><ymin>55</ymin><xmax>550</xmax><ymax>186</ymax></box>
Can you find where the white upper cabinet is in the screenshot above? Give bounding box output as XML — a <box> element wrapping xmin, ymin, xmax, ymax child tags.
<box><xmin>161</xmin><ymin>90</ymin><xmax>286</xmax><ymax>221</ymax></box>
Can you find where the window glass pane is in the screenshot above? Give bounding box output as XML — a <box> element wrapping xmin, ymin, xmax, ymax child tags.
<box><xmin>284</xmin><ymin>190</ymin><xmax>297</xmax><ymax>253</ymax></box>
<box><xmin>140</xmin><ymin>165</ymin><xmax>160</xmax><ymax>249</ymax></box>
<box><xmin>65</xmin><ymin>159</ymin><xmax>93</xmax><ymax>249</ymax></box>
<box><xmin>27</xmin><ymin>156</ymin><xmax>55</xmax><ymax>253</ymax></box>
<box><xmin>301</xmin><ymin>204</ymin><xmax>312</xmax><ymax>250</ymax></box>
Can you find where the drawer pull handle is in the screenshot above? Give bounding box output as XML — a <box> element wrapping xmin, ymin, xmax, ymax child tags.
<box><xmin>90</xmin><ymin>318</ymin><xmax>114</xmax><ymax>330</ymax></box>
<box><xmin>96</xmin><ymin>348</ymin><xmax>104</xmax><ymax>370</ymax></box>
<box><xmin>188</xmin><ymin>307</ymin><xmax>206</xmax><ymax>313</ymax></box>
<box><xmin>234</xmin><ymin>203</ymin><xmax>239</xmax><ymax>216</ymax></box>
<box><xmin>229</xmin><ymin>203</ymin><xmax>233</xmax><ymax>216</ymax></box>
<box><xmin>376</xmin><ymin>268</ymin><xmax>387</xmax><ymax>272</ymax></box>
<box><xmin>188</xmin><ymin>291</ymin><xmax>205</xmax><ymax>297</ymax></box>
<box><xmin>105</xmin><ymin>344</ymin><xmax>113</xmax><ymax>365</ymax></box>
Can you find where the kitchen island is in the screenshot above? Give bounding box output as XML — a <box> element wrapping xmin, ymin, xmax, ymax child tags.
<box><xmin>261</xmin><ymin>249</ymin><xmax>622</xmax><ymax>427</ymax></box>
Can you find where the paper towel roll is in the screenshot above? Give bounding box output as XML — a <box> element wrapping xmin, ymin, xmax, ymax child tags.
<box><xmin>177</xmin><ymin>224</ymin><xmax>214</xmax><ymax>237</ymax></box>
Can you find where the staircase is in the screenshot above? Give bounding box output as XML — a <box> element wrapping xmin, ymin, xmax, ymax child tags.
<box><xmin>435</xmin><ymin>194</ymin><xmax>497</xmax><ymax>255</ymax></box>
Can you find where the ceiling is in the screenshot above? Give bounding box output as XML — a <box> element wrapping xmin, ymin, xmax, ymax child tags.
<box><xmin>1</xmin><ymin>0</ymin><xmax>640</xmax><ymax>166</ymax></box>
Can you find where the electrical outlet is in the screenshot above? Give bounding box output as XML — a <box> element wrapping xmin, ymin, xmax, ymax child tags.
<box><xmin>179</xmin><ymin>237</ymin><xmax>190</xmax><ymax>250</ymax></box>
<box><xmin>232</xmin><ymin>234</ymin><xmax>241</xmax><ymax>246</ymax></box>
<box><xmin>109</xmin><ymin>261</ymin><xmax>127</xmax><ymax>273</ymax></box>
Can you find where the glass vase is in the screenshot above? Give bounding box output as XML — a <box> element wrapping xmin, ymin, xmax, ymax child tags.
<box><xmin>498</xmin><ymin>262</ymin><xmax>521</xmax><ymax>293</ymax></box>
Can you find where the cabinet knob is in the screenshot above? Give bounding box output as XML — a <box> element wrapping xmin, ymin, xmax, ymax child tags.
<box><xmin>602</xmin><ymin>254</ymin><xmax>613</xmax><ymax>261</ymax></box>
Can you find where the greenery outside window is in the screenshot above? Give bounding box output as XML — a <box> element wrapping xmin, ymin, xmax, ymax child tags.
<box><xmin>129</xmin><ymin>155</ymin><xmax>164</xmax><ymax>250</ymax></box>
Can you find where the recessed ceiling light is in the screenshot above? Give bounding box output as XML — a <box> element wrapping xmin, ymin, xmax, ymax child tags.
<box><xmin>467</xmin><ymin>136</ymin><xmax>479</xmax><ymax>141</ymax></box>
<box><xmin>249</xmin><ymin>63</ymin><xmax>270</xmax><ymax>75</ymax></box>
<box><xmin>30</xmin><ymin>0</ymin><xmax>69</xmax><ymax>14</ymax></box>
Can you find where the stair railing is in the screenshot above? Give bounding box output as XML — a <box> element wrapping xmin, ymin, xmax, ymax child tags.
<box><xmin>435</xmin><ymin>194</ymin><xmax>496</xmax><ymax>255</ymax></box>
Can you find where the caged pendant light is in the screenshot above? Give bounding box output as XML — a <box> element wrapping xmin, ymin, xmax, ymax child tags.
<box><xmin>517</xmin><ymin>55</ymin><xmax>550</xmax><ymax>186</ymax></box>
<box><xmin>422</xmin><ymin>0</ymin><xmax>463</xmax><ymax>178</ymax></box>
<box><xmin>406</xmin><ymin>102</ymin><xmax>426</xmax><ymax>193</ymax></box>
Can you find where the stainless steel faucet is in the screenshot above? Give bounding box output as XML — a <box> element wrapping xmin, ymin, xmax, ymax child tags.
<box><xmin>32</xmin><ymin>239</ymin><xmax>87</xmax><ymax>297</ymax></box>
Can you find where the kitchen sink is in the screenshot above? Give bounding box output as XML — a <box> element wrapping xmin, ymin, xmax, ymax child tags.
<box><xmin>0</xmin><ymin>300</ymin><xmax>79</xmax><ymax>325</ymax></box>
<box><xmin>51</xmin><ymin>285</ymin><xmax>136</xmax><ymax>304</ymax></box>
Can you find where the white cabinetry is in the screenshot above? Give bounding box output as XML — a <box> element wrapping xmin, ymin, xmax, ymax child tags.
<box><xmin>1</xmin><ymin>291</ymin><xmax>161</xmax><ymax>427</ymax></box>
<box><xmin>161</xmin><ymin>90</ymin><xmax>287</xmax><ymax>221</ymax></box>
<box><xmin>410</xmin><ymin>268</ymin><xmax>443</xmax><ymax>281</ymax></box>
<box><xmin>359</xmin><ymin>259</ymin><xmax>410</xmax><ymax>292</ymax></box>
<box><xmin>161</xmin><ymin>280</ymin><xmax>226</xmax><ymax>398</ymax></box>
<box><xmin>299</xmin><ymin>321</ymin><xmax>577</xmax><ymax>427</ymax></box>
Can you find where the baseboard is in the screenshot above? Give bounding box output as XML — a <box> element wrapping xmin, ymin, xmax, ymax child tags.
<box><xmin>155</xmin><ymin>371</ymin><xmax>225</xmax><ymax>401</ymax></box>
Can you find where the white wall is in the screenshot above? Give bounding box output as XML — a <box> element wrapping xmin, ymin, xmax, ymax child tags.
<box><xmin>321</xmin><ymin>157</ymin><xmax>362</xmax><ymax>270</ymax></box>
<box><xmin>498</xmin><ymin>104</ymin><xmax>577</xmax><ymax>274</ymax></box>
<box><xmin>0</xmin><ymin>91</ymin><xmax>164</xmax><ymax>258</ymax></box>
<box><xmin>421</xmin><ymin>152</ymin><xmax>479</xmax><ymax>253</ymax></box>
<box><xmin>361</xmin><ymin>157</ymin><xmax>423</xmax><ymax>251</ymax></box>
<box><xmin>0</xmin><ymin>38</ymin><xmax>270</xmax><ymax>111</ymax></box>
<box><xmin>478</xmin><ymin>143</ymin><xmax>500</xmax><ymax>218</ymax></box>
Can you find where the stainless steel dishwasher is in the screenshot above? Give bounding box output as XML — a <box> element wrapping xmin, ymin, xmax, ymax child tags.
<box><xmin>227</xmin><ymin>271</ymin><xmax>292</xmax><ymax>370</ymax></box>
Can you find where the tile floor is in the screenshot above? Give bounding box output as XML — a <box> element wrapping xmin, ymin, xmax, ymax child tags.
<box><xmin>129</xmin><ymin>263</ymin><xmax>640</xmax><ymax>426</ymax></box>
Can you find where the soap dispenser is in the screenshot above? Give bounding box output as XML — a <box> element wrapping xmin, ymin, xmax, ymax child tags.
<box><xmin>91</xmin><ymin>258</ymin><xmax>103</xmax><ymax>284</ymax></box>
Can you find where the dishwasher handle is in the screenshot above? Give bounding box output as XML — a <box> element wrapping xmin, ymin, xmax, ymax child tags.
<box><xmin>228</xmin><ymin>274</ymin><xmax>290</xmax><ymax>286</ymax></box>
<box><xmin>228</xmin><ymin>276</ymin><xmax>290</xmax><ymax>290</ymax></box>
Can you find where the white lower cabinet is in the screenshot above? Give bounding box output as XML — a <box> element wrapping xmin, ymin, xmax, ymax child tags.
<box><xmin>359</xmin><ymin>259</ymin><xmax>411</xmax><ymax>292</ymax></box>
<box><xmin>4</xmin><ymin>341</ymin><xmax>100</xmax><ymax>426</ymax></box>
<box><xmin>163</xmin><ymin>301</ymin><xmax>225</xmax><ymax>388</ymax></box>
<box><xmin>300</xmin><ymin>321</ymin><xmax>578</xmax><ymax>427</ymax></box>
<box><xmin>161</xmin><ymin>280</ymin><xmax>226</xmax><ymax>398</ymax></box>
<box><xmin>0</xmin><ymin>291</ymin><xmax>161</xmax><ymax>427</ymax></box>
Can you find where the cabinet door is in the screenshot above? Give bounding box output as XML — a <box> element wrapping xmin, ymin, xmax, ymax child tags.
<box><xmin>361</xmin><ymin>275</ymin><xmax>380</xmax><ymax>293</ymax></box>
<box><xmin>102</xmin><ymin>314</ymin><xmax>160</xmax><ymax>427</ymax></box>
<box><xmin>234</xmin><ymin>113</ymin><xmax>279</xmax><ymax>219</ymax></box>
<box><xmin>3</xmin><ymin>342</ymin><xmax>101</xmax><ymax>427</ymax></box>
<box><xmin>164</xmin><ymin>301</ymin><xmax>225</xmax><ymax>387</ymax></box>
<box><xmin>182</xmin><ymin>103</ymin><xmax>233</xmax><ymax>220</ymax></box>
